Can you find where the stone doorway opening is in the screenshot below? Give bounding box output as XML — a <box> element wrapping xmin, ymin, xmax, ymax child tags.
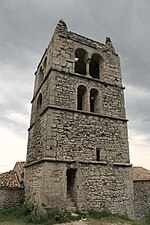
<box><xmin>66</xmin><ymin>168</ymin><xmax>77</xmax><ymax>210</ymax></box>
<box><xmin>67</xmin><ymin>169</ymin><xmax>76</xmax><ymax>195</ymax></box>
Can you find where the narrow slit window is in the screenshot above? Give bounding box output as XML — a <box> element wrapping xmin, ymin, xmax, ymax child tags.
<box><xmin>43</xmin><ymin>57</ymin><xmax>47</xmax><ymax>71</ymax></box>
<box><xmin>37</xmin><ymin>93</ymin><xmax>42</xmax><ymax>114</ymax></box>
<box><xmin>96</xmin><ymin>148</ymin><xmax>100</xmax><ymax>161</ymax></box>
<box><xmin>38</xmin><ymin>66</ymin><xmax>44</xmax><ymax>87</ymax></box>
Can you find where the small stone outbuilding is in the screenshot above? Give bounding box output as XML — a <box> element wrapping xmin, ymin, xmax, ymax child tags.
<box><xmin>132</xmin><ymin>167</ymin><xmax>150</xmax><ymax>220</ymax></box>
<box><xmin>0</xmin><ymin>161</ymin><xmax>25</xmax><ymax>209</ymax></box>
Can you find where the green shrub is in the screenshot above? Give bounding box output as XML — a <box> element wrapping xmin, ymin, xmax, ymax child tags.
<box><xmin>46</xmin><ymin>208</ymin><xmax>72</xmax><ymax>224</ymax></box>
<box><xmin>0</xmin><ymin>205</ymin><xmax>87</xmax><ymax>225</ymax></box>
<box><xmin>88</xmin><ymin>209</ymin><xmax>112</xmax><ymax>219</ymax></box>
<box><xmin>75</xmin><ymin>210</ymin><xmax>86</xmax><ymax>219</ymax></box>
<box><xmin>27</xmin><ymin>205</ymin><xmax>47</xmax><ymax>224</ymax></box>
<box><xmin>0</xmin><ymin>205</ymin><xmax>26</xmax><ymax>220</ymax></box>
<box><xmin>145</xmin><ymin>208</ymin><xmax>150</xmax><ymax>223</ymax></box>
<box><xmin>0</xmin><ymin>203</ymin><xmax>46</xmax><ymax>224</ymax></box>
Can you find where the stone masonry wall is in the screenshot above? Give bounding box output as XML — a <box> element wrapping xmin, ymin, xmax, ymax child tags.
<box><xmin>25</xmin><ymin>161</ymin><xmax>134</xmax><ymax>219</ymax></box>
<box><xmin>29</xmin><ymin>20</ymin><xmax>124</xmax><ymax>127</ymax></box>
<box><xmin>27</xmin><ymin>68</ymin><xmax>127</xmax><ymax>163</ymax></box>
<box><xmin>133</xmin><ymin>181</ymin><xmax>150</xmax><ymax>220</ymax></box>
<box><xmin>25</xmin><ymin>162</ymin><xmax>44</xmax><ymax>207</ymax></box>
<box><xmin>27</xmin><ymin>20</ymin><xmax>127</xmax><ymax>164</ymax></box>
<box><xmin>27</xmin><ymin>107</ymin><xmax>129</xmax><ymax>164</ymax></box>
<box><xmin>51</xmin><ymin>31</ymin><xmax>122</xmax><ymax>86</ymax></box>
<box><xmin>79</xmin><ymin>163</ymin><xmax>134</xmax><ymax>218</ymax></box>
<box><xmin>45</xmin><ymin>109</ymin><xmax>129</xmax><ymax>164</ymax></box>
<box><xmin>0</xmin><ymin>189</ymin><xmax>24</xmax><ymax>209</ymax></box>
<box><xmin>25</xmin><ymin>20</ymin><xmax>134</xmax><ymax>220</ymax></box>
<box><xmin>25</xmin><ymin>162</ymin><xmax>68</xmax><ymax>209</ymax></box>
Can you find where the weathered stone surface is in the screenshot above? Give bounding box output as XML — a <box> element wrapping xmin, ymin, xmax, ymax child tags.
<box><xmin>0</xmin><ymin>189</ymin><xmax>24</xmax><ymax>209</ymax></box>
<box><xmin>133</xmin><ymin>181</ymin><xmax>150</xmax><ymax>220</ymax></box>
<box><xmin>25</xmin><ymin>20</ymin><xmax>135</xmax><ymax>220</ymax></box>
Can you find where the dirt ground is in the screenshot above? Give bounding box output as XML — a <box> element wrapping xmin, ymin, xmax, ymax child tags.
<box><xmin>55</xmin><ymin>219</ymin><xmax>131</xmax><ymax>225</ymax></box>
<box><xmin>55</xmin><ymin>221</ymin><xmax>88</xmax><ymax>225</ymax></box>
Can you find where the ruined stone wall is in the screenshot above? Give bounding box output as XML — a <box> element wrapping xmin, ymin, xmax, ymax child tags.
<box><xmin>133</xmin><ymin>181</ymin><xmax>150</xmax><ymax>220</ymax></box>
<box><xmin>0</xmin><ymin>189</ymin><xmax>24</xmax><ymax>209</ymax></box>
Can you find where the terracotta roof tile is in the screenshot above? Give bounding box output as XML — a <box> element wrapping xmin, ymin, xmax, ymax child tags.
<box><xmin>132</xmin><ymin>167</ymin><xmax>150</xmax><ymax>181</ymax></box>
<box><xmin>0</xmin><ymin>161</ymin><xmax>26</xmax><ymax>189</ymax></box>
<box><xmin>0</xmin><ymin>170</ymin><xmax>20</xmax><ymax>189</ymax></box>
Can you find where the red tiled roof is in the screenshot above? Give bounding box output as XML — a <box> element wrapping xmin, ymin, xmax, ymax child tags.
<box><xmin>0</xmin><ymin>170</ymin><xmax>20</xmax><ymax>189</ymax></box>
<box><xmin>132</xmin><ymin>167</ymin><xmax>150</xmax><ymax>181</ymax></box>
<box><xmin>0</xmin><ymin>161</ymin><xmax>26</xmax><ymax>189</ymax></box>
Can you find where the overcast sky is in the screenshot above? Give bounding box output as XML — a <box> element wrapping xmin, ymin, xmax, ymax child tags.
<box><xmin>0</xmin><ymin>0</ymin><xmax>150</xmax><ymax>172</ymax></box>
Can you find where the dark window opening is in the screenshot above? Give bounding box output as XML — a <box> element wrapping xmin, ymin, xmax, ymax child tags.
<box><xmin>96</xmin><ymin>149</ymin><xmax>100</xmax><ymax>161</ymax></box>
<box><xmin>38</xmin><ymin>66</ymin><xmax>44</xmax><ymax>87</ymax></box>
<box><xmin>75</xmin><ymin>48</ymin><xmax>87</xmax><ymax>75</ymax></box>
<box><xmin>77</xmin><ymin>85</ymin><xmax>87</xmax><ymax>110</ymax></box>
<box><xmin>66</xmin><ymin>169</ymin><xmax>76</xmax><ymax>196</ymax></box>
<box><xmin>90</xmin><ymin>96</ymin><xmax>95</xmax><ymax>112</ymax></box>
<box><xmin>90</xmin><ymin>89</ymin><xmax>99</xmax><ymax>113</ymax></box>
<box><xmin>37</xmin><ymin>93</ymin><xmax>42</xmax><ymax>114</ymax></box>
<box><xmin>43</xmin><ymin>57</ymin><xmax>47</xmax><ymax>70</ymax></box>
<box><xmin>90</xmin><ymin>53</ymin><xmax>102</xmax><ymax>79</ymax></box>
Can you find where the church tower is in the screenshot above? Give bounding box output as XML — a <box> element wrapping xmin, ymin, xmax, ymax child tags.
<box><xmin>25</xmin><ymin>20</ymin><xmax>134</xmax><ymax>218</ymax></box>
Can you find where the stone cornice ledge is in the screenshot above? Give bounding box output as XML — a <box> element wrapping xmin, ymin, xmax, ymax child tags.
<box><xmin>52</xmin><ymin>68</ymin><xmax>125</xmax><ymax>90</ymax></box>
<box><xmin>25</xmin><ymin>158</ymin><xmax>132</xmax><ymax>168</ymax></box>
<box><xmin>28</xmin><ymin>105</ymin><xmax>128</xmax><ymax>130</ymax></box>
<box><xmin>113</xmin><ymin>162</ymin><xmax>132</xmax><ymax>167</ymax></box>
<box><xmin>41</xmin><ymin>105</ymin><xmax>128</xmax><ymax>122</ymax></box>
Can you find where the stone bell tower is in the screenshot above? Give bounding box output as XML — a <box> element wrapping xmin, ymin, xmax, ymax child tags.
<box><xmin>25</xmin><ymin>20</ymin><xmax>134</xmax><ymax>218</ymax></box>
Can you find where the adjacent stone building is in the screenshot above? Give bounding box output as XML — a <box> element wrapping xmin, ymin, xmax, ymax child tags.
<box><xmin>25</xmin><ymin>20</ymin><xmax>135</xmax><ymax>219</ymax></box>
<box><xmin>0</xmin><ymin>162</ymin><xmax>25</xmax><ymax>209</ymax></box>
<box><xmin>132</xmin><ymin>167</ymin><xmax>150</xmax><ymax>220</ymax></box>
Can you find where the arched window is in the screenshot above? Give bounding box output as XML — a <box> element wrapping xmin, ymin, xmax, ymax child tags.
<box><xmin>90</xmin><ymin>53</ymin><xmax>102</xmax><ymax>79</ymax></box>
<box><xmin>75</xmin><ymin>49</ymin><xmax>87</xmax><ymax>75</ymax></box>
<box><xmin>90</xmin><ymin>89</ymin><xmax>100</xmax><ymax>113</ymax></box>
<box><xmin>43</xmin><ymin>57</ymin><xmax>47</xmax><ymax>71</ymax></box>
<box><xmin>77</xmin><ymin>85</ymin><xmax>87</xmax><ymax>111</ymax></box>
<box><xmin>37</xmin><ymin>93</ymin><xmax>42</xmax><ymax>114</ymax></box>
<box><xmin>38</xmin><ymin>66</ymin><xmax>44</xmax><ymax>87</ymax></box>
